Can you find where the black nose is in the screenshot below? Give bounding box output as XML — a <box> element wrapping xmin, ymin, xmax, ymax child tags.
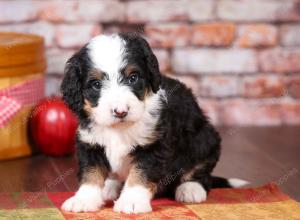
<box><xmin>113</xmin><ymin>109</ymin><xmax>128</xmax><ymax>119</ymax></box>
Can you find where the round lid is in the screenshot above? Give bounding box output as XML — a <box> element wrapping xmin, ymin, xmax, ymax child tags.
<box><xmin>0</xmin><ymin>60</ymin><xmax>46</xmax><ymax>77</ymax></box>
<box><xmin>0</xmin><ymin>32</ymin><xmax>45</xmax><ymax>68</ymax></box>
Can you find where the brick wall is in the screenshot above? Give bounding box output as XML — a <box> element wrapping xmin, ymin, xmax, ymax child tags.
<box><xmin>1</xmin><ymin>0</ymin><xmax>300</xmax><ymax>126</ymax></box>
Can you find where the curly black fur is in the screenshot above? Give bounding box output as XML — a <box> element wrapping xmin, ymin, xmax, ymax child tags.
<box><xmin>131</xmin><ymin>75</ymin><xmax>222</xmax><ymax>196</ymax></box>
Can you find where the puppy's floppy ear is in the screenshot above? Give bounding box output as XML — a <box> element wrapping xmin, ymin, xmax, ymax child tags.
<box><xmin>138</xmin><ymin>37</ymin><xmax>161</xmax><ymax>93</ymax></box>
<box><xmin>146</xmin><ymin>51</ymin><xmax>161</xmax><ymax>93</ymax></box>
<box><xmin>60</xmin><ymin>52</ymin><xmax>83</xmax><ymax>113</ymax></box>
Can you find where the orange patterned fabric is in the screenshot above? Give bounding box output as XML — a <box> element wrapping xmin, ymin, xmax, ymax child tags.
<box><xmin>0</xmin><ymin>183</ymin><xmax>299</xmax><ymax>220</ymax></box>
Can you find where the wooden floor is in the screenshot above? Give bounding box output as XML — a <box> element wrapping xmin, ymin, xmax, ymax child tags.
<box><xmin>0</xmin><ymin>127</ymin><xmax>299</xmax><ymax>201</ymax></box>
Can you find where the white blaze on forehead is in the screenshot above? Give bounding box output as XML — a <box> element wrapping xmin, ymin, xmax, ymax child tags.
<box><xmin>88</xmin><ymin>34</ymin><xmax>126</xmax><ymax>75</ymax></box>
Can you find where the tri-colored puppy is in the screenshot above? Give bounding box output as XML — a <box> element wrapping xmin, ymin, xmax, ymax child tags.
<box><xmin>61</xmin><ymin>33</ymin><xmax>247</xmax><ymax>214</ymax></box>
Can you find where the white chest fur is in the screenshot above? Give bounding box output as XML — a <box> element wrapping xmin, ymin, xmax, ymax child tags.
<box><xmin>99</xmin><ymin>128</ymin><xmax>133</xmax><ymax>181</ymax></box>
<box><xmin>79</xmin><ymin>121</ymin><xmax>156</xmax><ymax>181</ymax></box>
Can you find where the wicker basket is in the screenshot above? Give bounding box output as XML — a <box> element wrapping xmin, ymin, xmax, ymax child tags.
<box><xmin>0</xmin><ymin>32</ymin><xmax>46</xmax><ymax>160</ymax></box>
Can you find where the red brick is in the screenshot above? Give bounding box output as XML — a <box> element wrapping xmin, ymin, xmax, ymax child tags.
<box><xmin>152</xmin><ymin>49</ymin><xmax>170</xmax><ymax>73</ymax></box>
<box><xmin>237</xmin><ymin>24</ymin><xmax>278</xmax><ymax>48</ymax></box>
<box><xmin>145</xmin><ymin>24</ymin><xmax>190</xmax><ymax>48</ymax></box>
<box><xmin>55</xmin><ymin>24</ymin><xmax>101</xmax><ymax>49</ymax></box>
<box><xmin>0</xmin><ymin>0</ymin><xmax>38</xmax><ymax>23</ymax></box>
<box><xmin>191</xmin><ymin>23</ymin><xmax>236</xmax><ymax>46</ymax></box>
<box><xmin>286</xmin><ymin>76</ymin><xmax>300</xmax><ymax>98</ymax></box>
<box><xmin>127</xmin><ymin>0</ymin><xmax>187</xmax><ymax>23</ymax></box>
<box><xmin>281</xmin><ymin>103</ymin><xmax>300</xmax><ymax>125</ymax></box>
<box><xmin>186</xmin><ymin>0</ymin><xmax>215</xmax><ymax>22</ymax></box>
<box><xmin>242</xmin><ymin>76</ymin><xmax>286</xmax><ymax>98</ymax></box>
<box><xmin>126</xmin><ymin>0</ymin><xmax>214</xmax><ymax>23</ymax></box>
<box><xmin>172</xmin><ymin>49</ymin><xmax>257</xmax><ymax>74</ymax></box>
<box><xmin>197</xmin><ymin>99</ymin><xmax>220</xmax><ymax>126</ymax></box>
<box><xmin>281</xmin><ymin>25</ymin><xmax>300</xmax><ymax>46</ymax></box>
<box><xmin>217</xmin><ymin>0</ymin><xmax>300</xmax><ymax>22</ymax></box>
<box><xmin>46</xmin><ymin>49</ymin><xmax>75</xmax><ymax>74</ymax></box>
<box><xmin>221</xmin><ymin>99</ymin><xmax>282</xmax><ymax>126</ymax></box>
<box><xmin>37</xmin><ymin>0</ymin><xmax>76</xmax><ymax>22</ymax></box>
<box><xmin>38</xmin><ymin>0</ymin><xmax>124</xmax><ymax>22</ymax></box>
<box><xmin>199</xmin><ymin>76</ymin><xmax>239</xmax><ymax>97</ymax></box>
<box><xmin>0</xmin><ymin>21</ymin><xmax>55</xmax><ymax>47</ymax></box>
<box><xmin>276</xmin><ymin>0</ymin><xmax>300</xmax><ymax>22</ymax></box>
<box><xmin>259</xmin><ymin>49</ymin><xmax>300</xmax><ymax>73</ymax></box>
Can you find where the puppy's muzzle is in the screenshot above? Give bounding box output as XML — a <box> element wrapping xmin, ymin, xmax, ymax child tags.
<box><xmin>113</xmin><ymin>107</ymin><xmax>128</xmax><ymax>119</ymax></box>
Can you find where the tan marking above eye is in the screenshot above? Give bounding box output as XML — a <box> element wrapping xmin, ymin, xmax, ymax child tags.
<box><xmin>124</xmin><ymin>64</ymin><xmax>139</xmax><ymax>77</ymax></box>
<box><xmin>90</xmin><ymin>69</ymin><xmax>105</xmax><ymax>80</ymax></box>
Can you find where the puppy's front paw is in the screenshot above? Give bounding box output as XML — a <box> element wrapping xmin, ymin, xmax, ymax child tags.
<box><xmin>113</xmin><ymin>186</ymin><xmax>152</xmax><ymax>214</ymax></box>
<box><xmin>61</xmin><ymin>195</ymin><xmax>103</xmax><ymax>212</ymax></box>
<box><xmin>175</xmin><ymin>182</ymin><xmax>207</xmax><ymax>203</ymax></box>
<box><xmin>61</xmin><ymin>184</ymin><xmax>104</xmax><ymax>212</ymax></box>
<box><xmin>114</xmin><ymin>196</ymin><xmax>152</xmax><ymax>214</ymax></box>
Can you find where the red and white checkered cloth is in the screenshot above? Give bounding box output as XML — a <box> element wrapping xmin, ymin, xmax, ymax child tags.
<box><xmin>0</xmin><ymin>77</ymin><xmax>44</xmax><ymax>128</ymax></box>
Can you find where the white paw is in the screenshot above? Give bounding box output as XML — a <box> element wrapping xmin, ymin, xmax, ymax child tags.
<box><xmin>61</xmin><ymin>184</ymin><xmax>104</xmax><ymax>212</ymax></box>
<box><xmin>61</xmin><ymin>195</ymin><xmax>103</xmax><ymax>212</ymax></box>
<box><xmin>114</xmin><ymin>196</ymin><xmax>152</xmax><ymax>214</ymax></box>
<box><xmin>175</xmin><ymin>182</ymin><xmax>207</xmax><ymax>203</ymax></box>
<box><xmin>102</xmin><ymin>178</ymin><xmax>122</xmax><ymax>201</ymax></box>
<box><xmin>113</xmin><ymin>186</ymin><xmax>152</xmax><ymax>214</ymax></box>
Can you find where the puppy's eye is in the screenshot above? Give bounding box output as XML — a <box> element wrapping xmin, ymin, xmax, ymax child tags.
<box><xmin>128</xmin><ymin>73</ymin><xmax>139</xmax><ymax>84</ymax></box>
<box><xmin>92</xmin><ymin>81</ymin><xmax>101</xmax><ymax>91</ymax></box>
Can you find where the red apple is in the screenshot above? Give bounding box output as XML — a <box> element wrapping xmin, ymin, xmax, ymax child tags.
<box><xmin>30</xmin><ymin>97</ymin><xmax>78</xmax><ymax>156</ymax></box>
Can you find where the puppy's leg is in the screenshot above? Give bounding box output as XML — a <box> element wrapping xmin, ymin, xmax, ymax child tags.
<box><xmin>62</xmin><ymin>165</ymin><xmax>108</xmax><ymax>212</ymax></box>
<box><xmin>113</xmin><ymin>165</ymin><xmax>157</xmax><ymax>214</ymax></box>
<box><xmin>176</xmin><ymin>164</ymin><xmax>213</xmax><ymax>203</ymax></box>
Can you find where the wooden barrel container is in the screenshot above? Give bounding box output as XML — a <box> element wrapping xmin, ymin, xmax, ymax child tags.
<box><xmin>0</xmin><ymin>32</ymin><xmax>46</xmax><ymax>160</ymax></box>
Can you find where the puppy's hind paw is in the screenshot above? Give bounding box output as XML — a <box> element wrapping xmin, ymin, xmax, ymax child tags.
<box><xmin>175</xmin><ymin>182</ymin><xmax>207</xmax><ymax>203</ymax></box>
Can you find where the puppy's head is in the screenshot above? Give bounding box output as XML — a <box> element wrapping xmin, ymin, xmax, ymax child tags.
<box><xmin>61</xmin><ymin>33</ymin><xmax>161</xmax><ymax>127</ymax></box>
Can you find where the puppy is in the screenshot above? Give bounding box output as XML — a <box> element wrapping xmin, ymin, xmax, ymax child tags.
<box><xmin>60</xmin><ymin>33</ymin><xmax>247</xmax><ymax>214</ymax></box>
